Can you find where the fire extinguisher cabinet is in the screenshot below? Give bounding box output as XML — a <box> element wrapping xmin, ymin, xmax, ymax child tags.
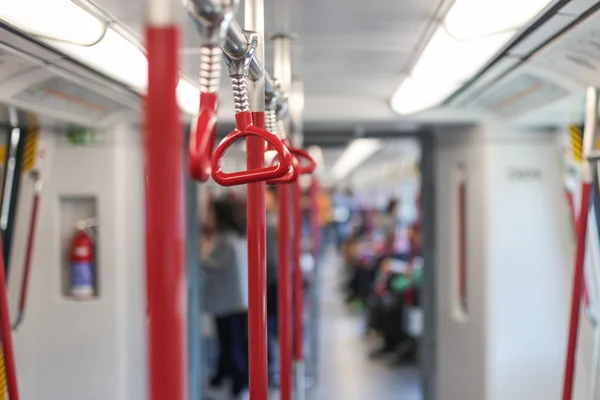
<box><xmin>69</xmin><ymin>228</ymin><xmax>95</xmax><ymax>299</ymax></box>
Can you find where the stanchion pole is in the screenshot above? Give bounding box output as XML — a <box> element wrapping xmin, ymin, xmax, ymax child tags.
<box><xmin>245</xmin><ymin>0</ymin><xmax>269</xmax><ymax>398</ymax></box>
<box><xmin>278</xmin><ymin>182</ymin><xmax>293</xmax><ymax>400</ymax></box>
<box><xmin>273</xmin><ymin>33</ymin><xmax>294</xmax><ymax>400</ymax></box>
<box><xmin>293</xmin><ymin>180</ymin><xmax>305</xmax><ymax>400</ymax></box>
<box><xmin>309</xmin><ymin>177</ymin><xmax>321</xmax><ymax>385</ymax></box>
<box><xmin>562</xmin><ymin>86</ymin><xmax>598</xmax><ymax>400</ymax></box>
<box><xmin>144</xmin><ymin>1</ymin><xmax>187</xmax><ymax>399</ymax></box>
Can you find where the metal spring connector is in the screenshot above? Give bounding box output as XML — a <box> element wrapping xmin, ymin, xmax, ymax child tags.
<box><xmin>223</xmin><ymin>30</ymin><xmax>258</xmax><ymax>114</ymax></box>
<box><xmin>200</xmin><ymin>46</ymin><xmax>222</xmax><ymax>93</ymax></box>
<box><xmin>275</xmin><ymin>119</ymin><xmax>286</xmax><ymax>139</ymax></box>
<box><xmin>265</xmin><ymin>109</ymin><xmax>277</xmax><ymax>133</ymax></box>
<box><xmin>231</xmin><ymin>76</ymin><xmax>249</xmax><ymax>113</ymax></box>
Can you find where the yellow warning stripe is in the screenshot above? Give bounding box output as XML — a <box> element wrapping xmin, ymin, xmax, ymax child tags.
<box><xmin>23</xmin><ymin>126</ymin><xmax>39</xmax><ymax>173</ymax></box>
<box><xmin>570</xmin><ymin>125</ymin><xmax>583</xmax><ymax>164</ymax></box>
<box><xmin>0</xmin><ymin>124</ymin><xmax>39</xmax><ymax>170</ymax></box>
<box><xmin>0</xmin><ymin>345</ymin><xmax>7</xmax><ymax>400</ymax></box>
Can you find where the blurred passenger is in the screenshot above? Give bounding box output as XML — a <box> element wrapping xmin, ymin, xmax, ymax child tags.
<box><xmin>381</xmin><ymin>199</ymin><xmax>399</xmax><ymax>251</ymax></box>
<box><xmin>332</xmin><ymin>188</ymin><xmax>353</xmax><ymax>249</ymax></box>
<box><xmin>201</xmin><ymin>198</ymin><xmax>249</xmax><ymax>400</ymax></box>
<box><xmin>317</xmin><ymin>188</ymin><xmax>333</xmax><ymax>252</ymax></box>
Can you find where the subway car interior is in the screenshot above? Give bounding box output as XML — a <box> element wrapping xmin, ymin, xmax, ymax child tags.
<box><xmin>2</xmin><ymin>0</ymin><xmax>600</xmax><ymax>399</ymax></box>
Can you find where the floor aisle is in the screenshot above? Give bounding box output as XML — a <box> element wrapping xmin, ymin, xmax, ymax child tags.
<box><xmin>309</xmin><ymin>249</ymin><xmax>422</xmax><ymax>400</ymax></box>
<box><xmin>204</xmin><ymin>247</ymin><xmax>423</xmax><ymax>399</ymax></box>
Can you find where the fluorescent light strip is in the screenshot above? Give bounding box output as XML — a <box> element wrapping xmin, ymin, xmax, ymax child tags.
<box><xmin>0</xmin><ymin>0</ymin><xmax>200</xmax><ymax>115</ymax></box>
<box><xmin>0</xmin><ymin>0</ymin><xmax>105</xmax><ymax>45</ymax></box>
<box><xmin>331</xmin><ymin>139</ymin><xmax>382</xmax><ymax>180</ymax></box>
<box><xmin>391</xmin><ymin>0</ymin><xmax>553</xmax><ymax>115</ymax></box>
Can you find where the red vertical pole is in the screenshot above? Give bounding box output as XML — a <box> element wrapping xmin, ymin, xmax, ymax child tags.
<box><xmin>563</xmin><ymin>182</ymin><xmax>593</xmax><ymax>400</ymax></box>
<box><xmin>565</xmin><ymin>189</ymin><xmax>591</xmax><ymax>307</ymax></box>
<box><xmin>563</xmin><ymin>86</ymin><xmax>598</xmax><ymax>400</ymax></box>
<box><xmin>145</xmin><ymin>11</ymin><xmax>187</xmax><ymax>400</ymax></box>
<box><xmin>14</xmin><ymin>176</ymin><xmax>42</xmax><ymax>330</ymax></box>
<box><xmin>293</xmin><ymin>181</ymin><xmax>304</xmax><ymax>364</ymax></box>
<box><xmin>563</xmin><ymin>183</ymin><xmax>592</xmax><ymax>399</ymax></box>
<box><xmin>278</xmin><ymin>182</ymin><xmax>293</xmax><ymax>400</ymax></box>
<box><xmin>249</xmin><ymin>112</ymin><xmax>269</xmax><ymax>399</ymax></box>
<box><xmin>310</xmin><ymin>179</ymin><xmax>320</xmax><ymax>260</ymax></box>
<box><xmin>0</xmin><ymin>239</ymin><xmax>19</xmax><ymax>400</ymax></box>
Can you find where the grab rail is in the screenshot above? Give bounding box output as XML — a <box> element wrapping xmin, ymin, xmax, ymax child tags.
<box><xmin>12</xmin><ymin>171</ymin><xmax>42</xmax><ymax>331</ymax></box>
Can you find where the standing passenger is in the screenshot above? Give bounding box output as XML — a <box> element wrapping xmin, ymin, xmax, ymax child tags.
<box><xmin>202</xmin><ymin>199</ymin><xmax>250</xmax><ymax>400</ymax></box>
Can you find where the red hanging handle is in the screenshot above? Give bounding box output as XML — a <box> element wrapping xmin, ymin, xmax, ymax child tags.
<box><xmin>289</xmin><ymin>147</ymin><xmax>316</xmax><ymax>175</ymax></box>
<box><xmin>267</xmin><ymin>140</ymin><xmax>299</xmax><ymax>184</ymax></box>
<box><xmin>267</xmin><ymin>154</ymin><xmax>299</xmax><ymax>184</ymax></box>
<box><xmin>211</xmin><ymin>111</ymin><xmax>292</xmax><ymax>186</ymax></box>
<box><xmin>189</xmin><ymin>92</ymin><xmax>218</xmax><ymax>181</ymax></box>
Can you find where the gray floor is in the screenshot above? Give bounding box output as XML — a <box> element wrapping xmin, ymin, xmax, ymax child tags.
<box><xmin>204</xmin><ymin>248</ymin><xmax>423</xmax><ymax>399</ymax></box>
<box><xmin>308</xmin><ymin>250</ymin><xmax>422</xmax><ymax>400</ymax></box>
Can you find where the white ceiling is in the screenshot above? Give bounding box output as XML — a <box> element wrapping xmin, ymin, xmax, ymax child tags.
<box><xmin>89</xmin><ymin>0</ymin><xmax>444</xmax><ymax>125</ymax></box>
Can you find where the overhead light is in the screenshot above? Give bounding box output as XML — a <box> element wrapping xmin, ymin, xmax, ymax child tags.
<box><xmin>53</xmin><ymin>28</ymin><xmax>148</xmax><ymax>92</ymax></box>
<box><xmin>176</xmin><ymin>79</ymin><xmax>200</xmax><ymax>115</ymax></box>
<box><xmin>1</xmin><ymin>0</ymin><xmax>201</xmax><ymax>115</ymax></box>
<box><xmin>391</xmin><ymin>0</ymin><xmax>552</xmax><ymax>115</ymax></box>
<box><xmin>0</xmin><ymin>0</ymin><xmax>105</xmax><ymax>45</ymax></box>
<box><xmin>331</xmin><ymin>138</ymin><xmax>382</xmax><ymax>180</ymax></box>
<box><xmin>445</xmin><ymin>0</ymin><xmax>552</xmax><ymax>40</ymax></box>
<box><xmin>391</xmin><ymin>76</ymin><xmax>460</xmax><ymax>115</ymax></box>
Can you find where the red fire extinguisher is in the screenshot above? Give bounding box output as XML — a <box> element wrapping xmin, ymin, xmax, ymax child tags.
<box><xmin>69</xmin><ymin>228</ymin><xmax>95</xmax><ymax>299</ymax></box>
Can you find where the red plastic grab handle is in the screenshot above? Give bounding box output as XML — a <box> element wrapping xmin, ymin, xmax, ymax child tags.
<box><xmin>290</xmin><ymin>147</ymin><xmax>317</xmax><ymax>174</ymax></box>
<box><xmin>189</xmin><ymin>92</ymin><xmax>218</xmax><ymax>181</ymax></box>
<box><xmin>211</xmin><ymin>111</ymin><xmax>292</xmax><ymax>186</ymax></box>
<box><xmin>267</xmin><ymin>152</ymin><xmax>300</xmax><ymax>184</ymax></box>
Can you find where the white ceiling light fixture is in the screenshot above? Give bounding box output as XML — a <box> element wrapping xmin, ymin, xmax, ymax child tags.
<box><xmin>331</xmin><ymin>138</ymin><xmax>382</xmax><ymax>180</ymax></box>
<box><xmin>391</xmin><ymin>0</ymin><xmax>553</xmax><ymax>115</ymax></box>
<box><xmin>176</xmin><ymin>79</ymin><xmax>201</xmax><ymax>115</ymax></box>
<box><xmin>0</xmin><ymin>0</ymin><xmax>105</xmax><ymax>45</ymax></box>
<box><xmin>54</xmin><ymin>29</ymin><xmax>148</xmax><ymax>92</ymax></box>
<box><xmin>0</xmin><ymin>0</ymin><xmax>201</xmax><ymax>115</ymax></box>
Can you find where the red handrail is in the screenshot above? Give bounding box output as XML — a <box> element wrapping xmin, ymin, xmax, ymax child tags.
<box><xmin>13</xmin><ymin>173</ymin><xmax>42</xmax><ymax>330</ymax></box>
<box><xmin>565</xmin><ymin>189</ymin><xmax>591</xmax><ymax>307</ymax></box>
<box><xmin>211</xmin><ymin>112</ymin><xmax>292</xmax><ymax>186</ymax></box>
<box><xmin>267</xmin><ymin>140</ymin><xmax>299</xmax><ymax>184</ymax></box>
<box><xmin>278</xmin><ymin>180</ymin><xmax>293</xmax><ymax>400</ymax></box>
<box><xmin>293</xmin><ymin>180</ymin><xmax>304</xmax><ymax>362</ymax></box>
<box><xmin>248</xmin><ymin>110</ymin><xmax>269</xmax><ymax>399</ymax></box>
<box><xmin>189</xmin><ymin>92</ymin><xmax>218</xmax><ymax>181</ymax></box>
<box><xmin>145</xmin><ymin>23</ymin><xmax>186</xmax><ymax>400</ymax></box>
<box><xmin>310</xmin><ymin>178</ymin><xmax>320</xmax><ymax>260</ymax></box>
<box><xmin>563</xmin><ymin>182</ymin><xmax>593</xmax><ymax>400</ymax></box>
<box><xmin>289</xmin><ymin>147</ymin><xmax>317</xmax><ymax>175</ymax></box>
<box><xmin>0</xmin><ymin>234</ymin><xmax>19</xmax><ymax>399</ymax></box>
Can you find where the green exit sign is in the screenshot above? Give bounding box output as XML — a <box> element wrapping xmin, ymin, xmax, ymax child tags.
<box><xmin>67</xmin><ymin>127</ymin><xmax>101</xmax><ymax>145</ymax></box>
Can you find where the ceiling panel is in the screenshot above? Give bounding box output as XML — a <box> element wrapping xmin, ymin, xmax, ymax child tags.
<box><xmin>303</xmin><ymin>74</ymin><xmax>401</xmax><ymax>98</ymax></box>
<box><xmin>88</xmin><ymin>0</ymin><xmax>443</xmax><ymax>125</ymax></box>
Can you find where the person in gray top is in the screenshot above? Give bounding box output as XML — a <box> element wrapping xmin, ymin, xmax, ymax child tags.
<box><xmin>202</xmin><ymin>198</ymin><xmax>249</xmax><ymax>400</ymax></box>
